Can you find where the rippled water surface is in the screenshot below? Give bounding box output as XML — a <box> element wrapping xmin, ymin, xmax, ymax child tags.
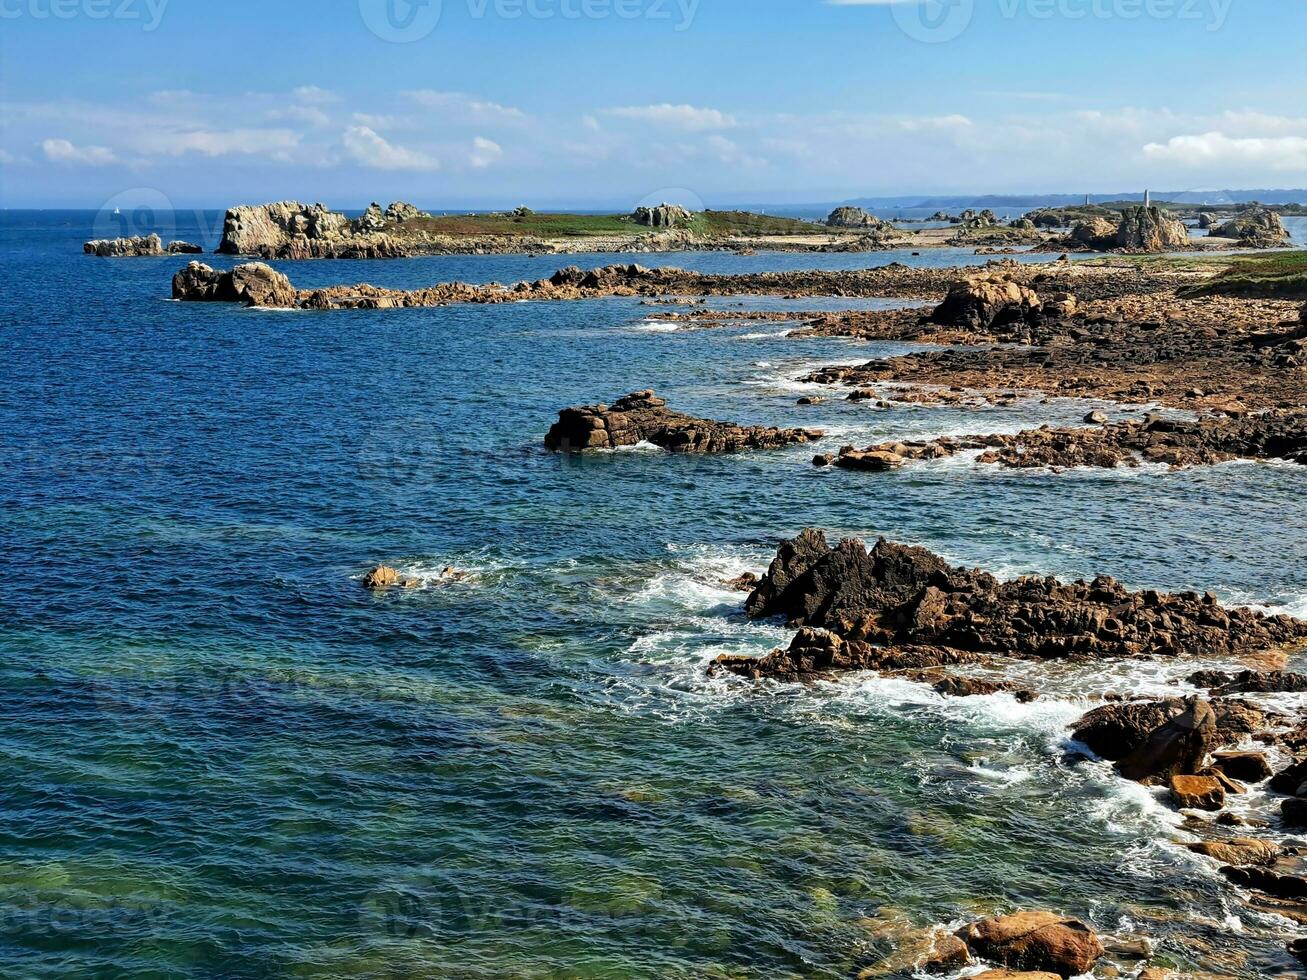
<box><xmin>2</xmin><ymin>212</ymin><xmax>1307</xmax><ymax>978</ymax></box>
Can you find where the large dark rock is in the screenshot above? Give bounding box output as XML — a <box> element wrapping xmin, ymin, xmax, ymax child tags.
<box><xmin>737</xmin><ymin>530</ymin><xmax>1307</xmax><ymax>661</ymax></box>
<box><xmin>1071</xmin><ymin>697</ymin><xmax>1262</xmax><ymax>769</ymax></box>
<box><xmin>544</xmin><ymin>390</ymin><xmax>822</xmax><ymax>454</ymax></box>
<box><xmin>1188</xmin><ymin>669</ymin><xmax>1307</xmax><ymax>694</ymax></box>
<box><xmin>1116</xmin><ymin>698</ymin><xmax>1216</xmax><ymax>783</ymax></box>
<box><xmin>708</xmin><ymin>627</ymin><xmax>976</xmax><ymax>683</ymax></box>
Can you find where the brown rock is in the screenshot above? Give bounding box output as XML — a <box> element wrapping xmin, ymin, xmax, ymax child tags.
<box><xmin>971</xmin><ymin>971</ymin><xmax>1062</xmax><ymax>980</ymax></box>
<box><xmin>362</xmin><ymin>565</ymin><xmax>400</xmax><ymax>589</ymax></box>
<box><xmin>1169</xmin><ymin>773</ymin><xmax>1225</xmax><ymax>810</ymax></box>
<box><xmin>956</xmin><ymin>910</ymin><xmax>1104</xmax><ymax>978</ymax></box>
<box><xmin>930</xmin><ymin>273</ymin><xmax>1043</xmax><ymax>331</ymax></box>
<box><xmin>1184</xmin><ymin>838</ymin><xmax>1280</xmax><ymax>866</ymax></box>
<box><xmin>723</xmin><ymin>573</ymin><xmax>760</xmax><ymax>593</ymax></box>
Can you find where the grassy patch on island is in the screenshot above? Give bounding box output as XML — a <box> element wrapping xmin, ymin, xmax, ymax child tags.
<box><xmin>397</xmin><ymin>212</ymin><xmax>637</xmax><ymax>239</ymax></box>
<box><xmin>1179</xmin><ymin>250</ymin><xmax>1307</xmax><ymax>299</ymax></box>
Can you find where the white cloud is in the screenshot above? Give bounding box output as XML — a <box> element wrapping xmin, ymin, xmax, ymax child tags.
<box><xmin>468</xmin><ymin>136</ymin><xmax>503</xmax><ymax>169</ymax></box>
<box><xmin>402</xmin><ymin>90</ymin><xmax>525</xmax><ymax>123</ymax></box>
<box><xmin>267</xmin><ymin>105</ymin><xmax>332</xmax><ymax>128</ymax></box>
<box><xmin>342</xmin><ymin>126</ymin><xmax>439</xmax><ymax>170</ymax></box>
<box><xmin>134</xmin><ymin>128</ymin><xmax>301</xmax><ymax>158</ymax></box>
<box><xmin>603</xmin><ymin>103</ymin><xmax>736</xmax><ymax>131</ymax></box>
<box><xmin>293</xmin><ymin>86</ymin><xmax>339</xmax><ymax>105</ymax></box>
<box><xmin>41</xmin><ymin>138</ymin><xmax>117</xmax><ymax>165</ymax></box>
<box><xmin>1143</xmin><ymin>131</ymin><xmax>1307</xmax><ymax>171</ymax></box>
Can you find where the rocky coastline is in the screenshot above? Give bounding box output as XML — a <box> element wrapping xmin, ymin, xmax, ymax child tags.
<box><xmin>710</xmin><ymin>529</ymin><xmax>1307</xmax><ymax>973</ymax></box>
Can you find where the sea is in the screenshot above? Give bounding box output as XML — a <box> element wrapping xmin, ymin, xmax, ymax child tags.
<box><xmin>1</xmin><ymin>210</ymin><xmax>1306</xmax><ymax>977</ymax></box>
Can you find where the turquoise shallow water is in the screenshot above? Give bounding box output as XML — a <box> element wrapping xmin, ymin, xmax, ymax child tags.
<box><xmin>2</xmin><ymin>211</ymin><xmax>1307</xmax><ymax>977</ymax></box>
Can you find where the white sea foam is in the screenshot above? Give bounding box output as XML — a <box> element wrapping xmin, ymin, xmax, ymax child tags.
<box><xmin>630</xmin><ymin>319</ymin><xmax>683</xmax><ymax>332</ymax></box>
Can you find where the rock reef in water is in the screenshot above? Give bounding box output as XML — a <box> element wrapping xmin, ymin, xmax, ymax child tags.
<box><xmin>84</xmin><ymin>234</ymin><xmax>203</xmax><ymax>257</ymax></box>
<box><xmin>824</xmin><ymin>411</ymin><xmax>1307</xmax><ymax>471</ymax></box>
<box><xmin>544</xmin><ymin>390</ymin><xmax>823</xmax><ymax>454</ymax></box>
<box><xmin>171</xmin><ymin>261</ymin><xmax>297</xmax><ymax>308</ymax></box>
<box><xmin>709</xmin><ymin>529</ymin><xmax>1307</xmax><ymax>681</ymax></box>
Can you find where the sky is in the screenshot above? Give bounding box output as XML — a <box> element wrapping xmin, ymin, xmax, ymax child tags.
<box><xmin>1</xmin><ymin>0</ymin><xmax>1306</xmax><ymax>209</ymax></box>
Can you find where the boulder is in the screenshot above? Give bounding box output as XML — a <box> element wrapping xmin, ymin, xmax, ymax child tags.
<box><xmin>1070</xmin><ymin>217</ymin><xmax>1118</xmax><ymax>249</ymax></box>
<box><xmin>929</xmin><ymin>274</ymin><xmax>1042</xmax><ymax>331</ymax></box>
<box><xmin>1285</xmin><ymin>798</ymin><xmax>1307</xmax><ymax>827</ymax></box>
<box><xmin>723</xmin><ymin>573</ymin><xmax>760</xmax><ymax>593</ymax></box>
<box><xmin>362</xmin><ymin>565</ymin><xmax>399</xmax><ymax>589</ymax></box>
<box><xmin>1115</xmin><ymin>206</ymin><xmax>1189</xmax><ymax>251</ymax></box>
<box><xmin>1116</xmin><ymin>699</ymin><xmax>1216</xmax><ymax>783</ymax></box>
<box><xmin>970</xmin><ymin>972</ymin><xmax>1061</xmax><ymax>980</ymax></box>
<box><xmin>956</xmin><ymin>911</ymin><xmax>1104</xmax><ymax>978</ymax></box>
<box><xmin>384</xmin><ymin>200</ymin><xmax>426</xmax><ymax>223</ymax></box>
<box><xmin>833</xmin><ymin>449</ymin><xmax>904</xmax><ymax>472</ymax></box>
<box><xmin>631</xmin><ymin>204</ymin><xmax>692</xmax><ymax>228</ymax></box>
<box><xmin>1271</xmin><ymin>757</ymin><xmax>1307</xmax><ymax>795</ymax></box>
<box><xmin>1188</xmin><ymin>668</ymin><xmax>1307</xmax><ymax>694</ymax></box>
<box><xmin>167</xmin><ymin>240</ymin><xmax>203</xmax><ymax>254</ymax></box>
<box><xmin>83</xmin><ymin>234</ymin><xmax>164</xmax><ymax>257</ymax></box>
<box><xmin>1169</xmin><ymin>773</ymin><xmax>1225</xmax><ymax>810</ymax></box>
<box><xmin>1198</xmin><ymin>212</ymin><xmax>1216</xmax><ymax>229</ymax></box>
<box><xmin>1084</xmin><ymin>411</ymin><xmax>1108</xmax><ymax>424</ymax></box>
<box><xmin>543</xmin><ymin>390</ymin><xmax>823</xmax><ymax>454</ymax></box>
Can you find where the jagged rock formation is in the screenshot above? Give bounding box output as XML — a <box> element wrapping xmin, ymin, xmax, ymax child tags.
<box><xmin>826</xmin><ymin>206</ymin><xmax>887</xmax><ymax>229</ymax></box>
<box><xmin>385</xmin><ymin>201</ymin><xmax>426</xmax><ymax>222</ymax></box>
<box><xmin>170</xmin><ymin>261</ymin><xmax>297</xmax><ymax>308</ymax></box>
<box><xmin>631</xmin><ymin>204</ymin><xmax>692</xmax><ymax>228</ymax></box>
<box><xmin>1198</xmin><ymin>212</ymin><xmax>1217</xmax><ymax>230</ymax></box>
<box><xmin>711</xmin><ymin>529</ymin><xmax>1307</xmax><ymax>679</ymax></box>
<box><xmin>543</xmin><ymin>390</ymin><xmax>823</xmax><ymax>454</ymax></box>
<box><xmin>215</xmin><ymin>200</ymin><xmax>408</xmax><ymax>258</ymax></box>
<box><xmin>958</xmin><ymin>208</ymin><xmax>999</xmax><ymax>230</ymax></box>
<box><xmin>1209</xmin><ymin>208</ymin><xmax>1291</xmax><ymax>246</ymax></box>
<box><xmin>1114</xmin><ymin>206</ymin><xmax>1189</xmax><ymax>251</ymax></box>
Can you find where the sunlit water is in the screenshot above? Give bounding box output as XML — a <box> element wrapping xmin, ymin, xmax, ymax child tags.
<box><xmin>2</xmin><ymin>212</ymin><xmax>1306</xmax><ymax>977</ymax></box>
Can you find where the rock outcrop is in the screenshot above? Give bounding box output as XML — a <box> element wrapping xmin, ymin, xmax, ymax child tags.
<box><xmin>826</xmin><ymin>206</ymin><xmax>887</xmax><ymax>229</ymax></box>
<box><xmin>1069</xmin><ymin>217</ymin><xmax>1118</xmax><ymax>249</ymax></box>
<box><xmin>1114</xmin><ymin>206</ymin><xmax>1189</xmax><ymax>252</ymax></box>
<box><xmin>631</xmin><ymin>204</ymin><xmax>691</xmax><ymax>228</ymax></box>
<box><xmin>929</xmin><ymin>274</ymin><xmax>1043</xmax><ymax>330</ymax></box>
<box><xmin>170</xmin><ymin>261</ymin><xmax>297</xmax><ymax>308</ymax></box>
<box><xmin>725</xmin><ymin>530</ymin><xmax>1307</xmax><ymax>667</ymax></box>
<box><xmin>956</xmin><ymin>911</ymin><xmax>1104</xmax><ymax>978</ymax></box>
<box><xmin>1209</xmin><ymin>207</ymin><xmax>1291</xmax><ymax>246</ymax></box>
<box><xmin>1115</xmin><ymin>699</ymin><xmax>1216</xmax><ymax>783</ymax></box>
<box><xmin>215</xmin><ymin>200</ymin><xmax>409</xmax><ymax>259</ymax></box>
<box><xmin>543</xmin><ymin>390</ymin><xmax>823</xmax><ymax>454</ymax></box>
<box><xmin>1069</xmin><ymin>698</ymin><xmax>1265</xmax><ymax>772</ymax></box>
<box><xmin>83</xmin><ymin>234</ymin><xmax>164</xmax><ymax>256</ymax></box>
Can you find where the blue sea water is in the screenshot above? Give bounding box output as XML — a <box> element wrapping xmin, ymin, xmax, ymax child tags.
<box><xmin>2</xmin><ymin>210</ymin><xmax>1306</xmax><ymax>978</ymax></box>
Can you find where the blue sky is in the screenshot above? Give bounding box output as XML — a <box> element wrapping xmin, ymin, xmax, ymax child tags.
<box><xmin>1</xmin><ymin>0</ymin><xmax>1305</xmax><ymax>208</ymax></box>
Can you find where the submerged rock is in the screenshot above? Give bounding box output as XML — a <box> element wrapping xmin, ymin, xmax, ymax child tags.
<box><xmin>956</xmin><ymin>911</ymin><xmax>1104</xmax><ymax>978</ymax></box>
<box><xmin>543</xmin><ymin>390</ymin><xmax>823</xmax><ymax>454</ymax></box>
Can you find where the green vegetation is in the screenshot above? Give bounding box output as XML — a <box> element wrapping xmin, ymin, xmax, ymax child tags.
<box><xmin>687</xmin><ymin>209</ymin><xmax>820</xmax><ymax>236</ymax></box>
<box><xmin>1180</xmin><ymin>249</ymin><xmax>1307</xmax><ymax>298</ymax></box>
<box><xmin>390</xmin><ymin>208</ymin><xmax>820</xmax><ymax>241</ymax></box>
<box><xmin>398</xmin><ymin>211</ymin><xmax>637</xmax><ymax>239</ymax></box>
